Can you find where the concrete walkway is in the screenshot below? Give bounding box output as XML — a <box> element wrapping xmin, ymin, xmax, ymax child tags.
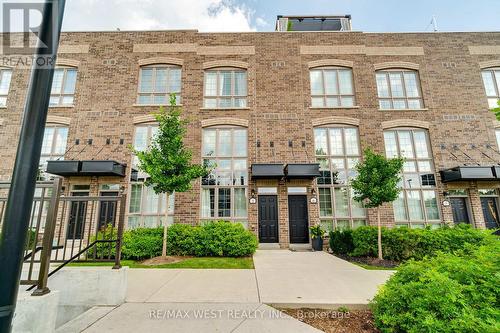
<box><xmin>73</xmin><ymin>250</ymin><xmax>393</xmax><ymax>332</ymax></box>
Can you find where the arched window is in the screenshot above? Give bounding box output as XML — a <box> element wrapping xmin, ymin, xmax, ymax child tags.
<box><xmin>128</xmin><ymin>123</ymin><xmax>175</xmax><ymax>229</ymax></box>
<box><xmin>201</xmin><ymin>126</ymin><xmax>248</xmax><ymax>223</ymax></box>
<box><xmin>0</xmin><ymin>67</ymin><xmax>12</xmax><ymax>107</ymax></box>
<box><xmin>137</xmin><ymin>64</ymin><xmax>181</xmax><ymax>105</ymax></box>
<box><xmin>481</xmin><ymin>67</ymin><xmax>500</xmax><ymax>108</ymax></box>
<box><xmin>50</xmin><ymin>66</ymin><xmax>77</xmax><ymax>106</ymax></box>
<box><xmin>383</xmin><ymin>128</ymin><xmax>440</xmax><ymax>228</ymax></box>
<box><xmin>310</xmin><ymin>67</ymin><xmax>355</xmax><ymax>107</ymax></box>
<box><xmin>203</xmin><ymin>68</ymin><xmax>247</xmax><ymax>108</ymax></box>
<box><xmin>314</xmin><ymin>125</ymin><xmax>365</xmax><ymax>231</ymax></box>
<box><xmin>376</xmin><ymin>69</ymin><xmax>423</xmax><ymax>109</ymax></box>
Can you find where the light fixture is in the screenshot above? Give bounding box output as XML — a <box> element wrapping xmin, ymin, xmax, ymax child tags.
<box><xmin>249</xmin><ymin>189</ymin><xmax>257</xmax><ymax>204</ymax></box>
<box><xmin>310</xmin><ymin>188</ymin><xmax>317</xmax><ymax>204</ymax></box>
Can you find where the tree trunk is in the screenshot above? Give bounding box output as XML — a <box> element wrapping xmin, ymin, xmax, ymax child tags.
<box><xmin>162</xmin><ymin>193</ymin><xmax>168</xmax><ymax>257</ymax></box>
<box><xmin>377</xmin><ymin>206</ymin><xmax>383</xmax><ymax>260</ymax></box>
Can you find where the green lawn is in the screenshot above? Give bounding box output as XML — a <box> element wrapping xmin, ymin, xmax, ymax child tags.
<box><xmin>68</xmin><ymin>257</ymin><xmax>254</xmax><ymax>269</ymax></box>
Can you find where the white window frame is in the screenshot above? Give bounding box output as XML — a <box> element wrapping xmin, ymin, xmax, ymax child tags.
<box><xmin>203</xmin><ymin>68</ymin><xmax>247</xmax><ymax>108</ymax></box>
<box><xmin>314</xmin><ymin>125</ymin><xmax>366</xmax><ymax>231</ymax></box>
<box><xmin>137</xmin><ymin>64</ymin><xmax>182</xmax><ymax>105</ymax></box>
<box><xmin>0</xmin><ymin>68</ymin><xmax>13</xmax><ymax>107</ymax></box>
<box><xmin>384</xmin><ymin>128</ymin><xmax>441</xmax><ymax>227</ymax></box>
<box><xmin>496</xmin><ymin>129</ymin><xmax>500</xmax><ymax>150</ymax></box>
<box><xmin>201</xmin><ymin>126</ymin><xmax>248</xmax><ymax>220</ymax></box>
<box><xmin>127</xmin><ymin>182</ymin><xmax>174</xmax><ymax>229</ymax></box>
<box><xmin>376</xmin><ymin>69</ymin><xmax>424</xmax><ymax>110</ymax></box>
<box><xmin>40</xmin><ymin>124</ymin><xmax>69</xmax><ymax>179</ymax></box>
<box><xmin>481</xmin><ymin>68</ymin><xmax>500</xmax><ymax>109</ymax></box>
<box><xmin>309</xmin><ymin>67</ymin><xmax>355</xmax><ymax>107</ymax></box>
<box><xmin>50</xmin><ymin>66</ymin><xmax>77</xmax><ymax>106</ymax></box>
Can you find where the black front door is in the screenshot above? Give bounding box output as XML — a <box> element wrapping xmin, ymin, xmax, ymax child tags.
<box><xmin>481</xmin><ymin>197</ymin><xmax>499</xmax><ymax>229</ymax></box>
<box><xmin>288</xmin><ymin>195</ymin><xmax>309</xmax><ymax>244</ymax></box>
<box><xmin>67</xmin><ymin>192</ymin><xmax>89</xmax><ymax>239</ymax></box>
<box><xmin>98</xmin><ymin>191</ymin><xmax>119</xmax><ymax>231</ymax></box>
<box><xmin>450</xmin><ymin>197</ymin><xmax>470</xmax><ymax>225</ymax></box>
<box><xmin>258</xmin><ymin>195</ymin><xmax>278</xmax><ymax>243</ymax></box>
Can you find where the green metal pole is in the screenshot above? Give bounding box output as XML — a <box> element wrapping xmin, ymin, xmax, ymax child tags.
<box><xmin>0</xmin><ymin>1</ymin><xmax>65</xmax><ymax>331</ymax></box>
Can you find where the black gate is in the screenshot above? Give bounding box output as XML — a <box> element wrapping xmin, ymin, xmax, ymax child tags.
<box><xmin>288</xmin><ymin>195</ymin><xmax>309</xmax><ymax>243</ymax></box>
<box><xmin>258</xmin><ymin>195</ymin><xmax>278</xmax><ymax>243</ymax></box>
<box><xmin>481</xmin><ymin>197</ymin><xmax>499</xmax><ymax>229</ymax></box>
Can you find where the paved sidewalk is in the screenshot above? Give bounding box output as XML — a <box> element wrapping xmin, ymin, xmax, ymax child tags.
<box><xmin>253</xmin><ymin>250</ymin><xmax>393</xmax><ymax>307</ymax></box>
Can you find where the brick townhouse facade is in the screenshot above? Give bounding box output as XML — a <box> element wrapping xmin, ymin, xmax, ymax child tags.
<box><xmin>1</xmin><ymin>24</ymin><xmax>499</xmax><ymax>248</ymax></box>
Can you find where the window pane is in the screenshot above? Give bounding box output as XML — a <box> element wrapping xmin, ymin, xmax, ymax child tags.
<box><xmin>169</xmin><ymin>68</ymin><xmax>182</xmax><ymax>93</ymax></box>
<box><xmin>310</xmin><ymin>70</ymin><xmax>323</xmax><ymax>95</ymax></box>
<box><xmin>139</xmin><ymin>68</ymin><xmax>153</xmax><ymax>93</ymax></box>
<box><xmin>334</xmin><ymin>188</ymin><xmax>349</xmax><ymax>217</ymax></box>
<box><xmin>314</xmin><ymin>129</ymin><xmax>328</xmax><ymax>155</ymax></box>
<box><xmin>407</xmin><ymin>99</ymin><xmax>422</xmax><ymax>109</ymax></box>
<box><xmin>61</xmin><ymin>96</ymin><xmax>74</xmax><ymax>105</ymax></box>
<box><xmin>204</xmin><ymin>98</ymin><xmax>217</xmax><ymax>108</ymax></box>
<box><xmin>204</xmin><ymin>72</ymin><xmax>217</xmax><ymax>96</ymax></box>
<box><xmin>398</xmin><ymin>131</ymin><xmax>414</xmax><ymax>158</ymax></box>
<box><xmin>129</xmin><ymin>184</ymin><xmax>142</xmax><ymax>213</ymax></box>
<box><xmin>488</xmin><ymin>98</ymin><xmax>499</xmax><ymax>108</ymax></box>
<box><xmin>218</xmin><ymin>130</ymin><xmax>232</xmax><ymax>156</ymax></box>
<box><xmin>407</xmin><ymin>190</ymin><xmax>424</xmax><ymax>221</ymax></box>
<box><xmin>337</xmin><ymin>220</ymin><xmax>349</xmax><ymax>230</ymax></box>
<box><xmin>41</xmin><ymin>128</ymin><xmax>54</xmax><ymax>154</ymax></box>
<box><xmin>63</xmin><ymin>69</ymin><xmax>77</xmax><ymax>94</ymax></box>
<box><xmin>344</xmin><ymin>128</ymin><xmax>359</xmax><ymax>155</ymax></box>
<box><xmin>234</xmin><ymin>98</ymin><xmax>247</xmax><ymax>107</ymax></box>
<box><xmin>376</xmin><ymin>73</ymin><xmax>389</xmax><ymax>97</ymax></box>
<box><xmin>233</xmin><ymin>188</ymin><xmax>247</xmax><ymax>217</ymax></box>
<box><xmin>154</xmin><ymin>68</ymin><xmax>168</xmax><ymax>93</ymax></box>
<box><xmin>0</xmin><ymin>97</ymin><xmax>6</xmax><ymax>107</ymax></box>
<box><xmin>392</xmin><ymin>99</ymin><xmax>406</xmax><ymax>109</ymax></box>
<box><xmin>423</xmin><ymin>191</ymin><xmax>439</xmax><ymax>220</ymax></box>
<box><xmin>319</xmin><ymin>188</ymin><xmax>333</xmax><ymax>217</ymax></box>
<box><xmin>219</xmin><ymin>71</ymin><xmax>232</xmax><ymax>96</ymax></box>
<box><xmin>482</xmin><ymin>71</ymin><xmax>497</xmax><ymax>96</ymax></box>
<box><xmin>128</xmin><ymin>217</ymin><xmax>140</xmax><ymax>229</ymax></box>
<box><xmin>351</xmin><ymin>192</ymin><xmax>365</xmax><ymax>217</ymax></box>
<box><xmin>325</xmin><ymin>97</ymin><xmax>339</xmax><ymax>107</ymax></box>
<box><xmin>418</xmin><ymin>161</ymin><xmax>432</xmax><ymax>172</ymax></box>
<box><xmin>323</xmin><ymin>70</ymin><xmax>338</xmax><ymax>95</ymax></box>
<box><xmin>403</xmin><ymin>161</ymin><xmax>417</xmax><ymax>172</ymax></box>
<box><xmin>320</xmin><ymin>220</ymin><xmax>334</xmax><ymax>233</ymax></box>
<box><xmin>496</xmin><ymin>130</ymin><xmax>500</xmax><ymax>149</ymax></box>
<box><xmin>233</xmin><ymin>129</ymin><xmax>247</xmax><ymax>157</ymax></box>
<box><xmin>311</xmin><ymin>97</ymin><xmax>324</xmax><ymax>107</ymax></box>
<box><xmin>338</xmin><ymin>70</ymin><xmax>353</xmax><ymax>95</ymax></box>
<box><xmin>143</xmin><ymin>186</ymin><xmax>159</xmax><ymax>214</ymax></box>
<box><xmin>317</xmin><ymin>158</ymin><xmax>331</xmax><ymax>185</ymax></box>
<box><xmin>353</xmin><ymin>220</ymin><xmax>366</xmax><ymax>229</ymax></box>
<box><xmin>234</xmin><ymin>72</ymin><xmax>247</xmax><ymax>96</ymax></box>
<box><xmin>53</xmin><ymin>128</ymin><xmax>68</xmax><ymax>154</ymax></box>
<box><xmin>414</xmin><ymin>131</ymin><xmax>429</xmax><ymax>158</ymax></box>
<box><xmin>202</xmin><ymin>130</ymin><xmax>216</xmax><ymax>156</ymax></box>
<box><xmin>134</xmin><ymin>127</ymin><xmax>148</xmax><ymax>151</ymax></box>
<box><xmin>340</xmin><ymin>97</ymin><xmax>354</xmax><ymax>106</ymax></box>
<box><xmin>379</xmin><ymin>99</ymin><xmax>392</xmax><ymax>109</ymax></box>
<box><xmin>403</xmin><ymin>72</ymin><xmax>419</xmax><ymax>97</ymax></box>
<box><xmin>389</xmin><ymin>72</ymin><xmax>404</xmax><ymax>97</ymax></box>
<box><xmin>329</xmin><ymin>128</ymin><xmax>343</xmax><ymax>155</ymax></box>
<box><xmin>51</xmin><ymin>69</ymin><xmax>64</xmax><ymax>94</ymax></box>
<box><xmin>394</xmin><ymin>192</ymin><xmax>407</xmax><ymax>221</ymax></box>
<box><xmin>218</xmin><ymin>188</ymin><xmax>231</xmax><ymax>217</ymax></box>
<box><xmin>0</xmin><ymin>70</ymin><xmax>12</xmax><ymax>94</ymax></box>
<box><xmin>138</xmin><ymin>95</ymin><xmax>152</xmax><ymax>104</ymax></box>
<box><xmin>384</xmin><ymin>132</ymin><xmax>398</xmax><ymax>158</ymax></box>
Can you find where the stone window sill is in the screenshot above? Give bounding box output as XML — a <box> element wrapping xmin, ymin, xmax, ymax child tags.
<box><xmin>49</xmin><ymin>105</ymin><xmax>75</xmax><ymax>108</ymax></box>
<box><xmin>379</xmin><ymin>108</ymin><xmax>429</xmax><ymax>111</ymax></box>
<box><xmin>133</xmin><ymin>104</ymin><xmax>183</xmax><ymax>107</ymax></box>
<box><xmin>309</xmin><ymin>106</ymin><xmax>360</xmax><ymax>110</ymax></box>
<box><xmin>200</xmin><ymin>107</ymin><xmax>251</xmax><ymax>111</ymax></box>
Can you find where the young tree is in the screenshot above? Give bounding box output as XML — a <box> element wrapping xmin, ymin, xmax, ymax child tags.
<box><xmin>491</xmin><ymin>99</ymin><xmax>500</xmax><ymax>120</ymax></box>
<box><xmin>350</xmin><ymin>148</ymin><xmax>404</xmax><ymax>260</ymax></box>
<box><xmin>133</xmin><ymin>94</ymin><xmax>210</xmax><ymax>257</ymax></box>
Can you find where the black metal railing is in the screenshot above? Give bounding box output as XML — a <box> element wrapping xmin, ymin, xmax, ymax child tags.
<box><xmin>0</xmin><ymin>178</ymin><xmax>126</xmax><ymax>295</ymax></box>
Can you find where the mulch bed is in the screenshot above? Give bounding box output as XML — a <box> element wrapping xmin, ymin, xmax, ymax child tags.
<box><xmin>334</xmin><ymin>254</ymin><xmax>399</xmax><ymax>268</ymax></box>
<box><xmin>280</xmin><ymin>308</ymin><xmax>379</xmax><ymax>333</ymax></box>
<box><xmin>140</xmin><ymin>255</ymin><xmax>191</xmax><ymax>265</ymax></box>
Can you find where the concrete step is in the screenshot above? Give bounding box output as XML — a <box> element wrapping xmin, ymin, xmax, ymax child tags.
<box><xmin>289</xmin><ymin>244</ymin><xmax>312</xmax><ymax>251</ymax></box>
<box><xmin>258</xmin><ymin>243</ymin><xmax>281</xmax><ymax>250</ymax></box>
<box><xmin>56</xmin><ymin>305</ymin><xmax>116</xmax><ymax>333</ymax></box>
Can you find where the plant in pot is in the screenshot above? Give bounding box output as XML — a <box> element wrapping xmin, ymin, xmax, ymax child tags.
<box><xmin>310</xmin><ymin>224</ymin><xmax>325</xmax><ymax>251</ymax></box>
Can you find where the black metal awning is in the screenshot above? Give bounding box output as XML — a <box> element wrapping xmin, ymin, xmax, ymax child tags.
<box><xmin>251</xmin><ymin>164</ymin><xmax>285</xmax><ymax>179</ymax></box>
<box><xmin>285</xmin><ymin>163</ymin><xmax>321</xmax><ymax>179</ymax></box>
<box><xmin>440</xmin><ymin>166</ymin><xmax>500</xmax><ymax>183</ymax></box>
<box><xmin>46</xmin><ymin>160</ymin><xmax>127</xmax><ymax>177</ymax></box>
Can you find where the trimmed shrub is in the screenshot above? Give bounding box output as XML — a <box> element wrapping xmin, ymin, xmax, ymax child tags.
<box><xmin>328</xmin><ymin>229</ymin><xmax>354</xmax><ymax>255</ymax></box>
<box><xmin>122</xmin><ymin>227</ymin><xmax>163</xmax><ymax>260</ymax></box>
<box><xmin>349</xmin><ymin>224</ymin><xmax>489</xmax><ymax>262</ymax></box>
<box><xmin>87</xmin><ymin>224</ymin><xmax>117</xmax><ymax>259</ymax></box>
<box><xmin>167</xmin><ymin>224</ymin><xmax>202</xmax><ymax>256</ymax></box>
<box><xmin>371</xmin><ymin>238</ymin><xmax>500</xmax><ymax>332</ymax></box>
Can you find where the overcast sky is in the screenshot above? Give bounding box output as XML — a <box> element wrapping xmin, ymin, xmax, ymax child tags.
<box><xmin>3</xmin><ymin>0</ymin><xmax>500</xmax><ymax>33</ymax></box>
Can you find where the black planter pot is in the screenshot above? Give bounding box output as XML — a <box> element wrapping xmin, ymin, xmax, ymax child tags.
<box><xmin>312</xmin><ymin>237</ymin><xmax>323</xmax><ymax>251</ymax></box>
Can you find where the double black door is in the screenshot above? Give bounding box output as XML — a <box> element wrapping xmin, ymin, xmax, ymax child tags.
<box><xmin>450</xmin><ymin>197</ymin><xmax>470</xmax><ymax>225</ymax></box>
<box><xmin>258</xmin><ymin>195</ymin><xmax>278</xmax><ymax>243</ymax></box>
<box><xmin>288</xmin><ymin>195</ymin><xmax>309</xmax><ymax>244</ymax></box>
<box><xmin>481</xmin><ymin>197</ymin><xmax>499</xmax><ymax>229</ymax></box>
<box><xmin>67</xmin><ymin>191</ymin><xmax>89</xmax><ymax>239</ymax></box>
<box><xmin>98</xmin><ymin>191</ymin><xmax>119</xmax><ymax>231</ymax></box>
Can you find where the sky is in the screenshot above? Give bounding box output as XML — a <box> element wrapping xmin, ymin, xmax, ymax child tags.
<box><xmin>3</xmin><ymin>0</ymin><xmax>500</xmax><ymax>33</ymax></box>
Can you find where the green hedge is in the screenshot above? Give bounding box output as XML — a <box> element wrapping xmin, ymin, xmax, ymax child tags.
<box><xmin>329</xmin><ymin>224</ymin><xmax>489</xmax><ymax>261</ymax></box>
<box><xmin>88</xmin><ymin>221</ymin><xmax>257</xmax><ymax>260</ymax></box>
<box><xmin>371</xmin><ymin>238</ymin><xmax>500</xmax><ymax>332</ymax></box>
